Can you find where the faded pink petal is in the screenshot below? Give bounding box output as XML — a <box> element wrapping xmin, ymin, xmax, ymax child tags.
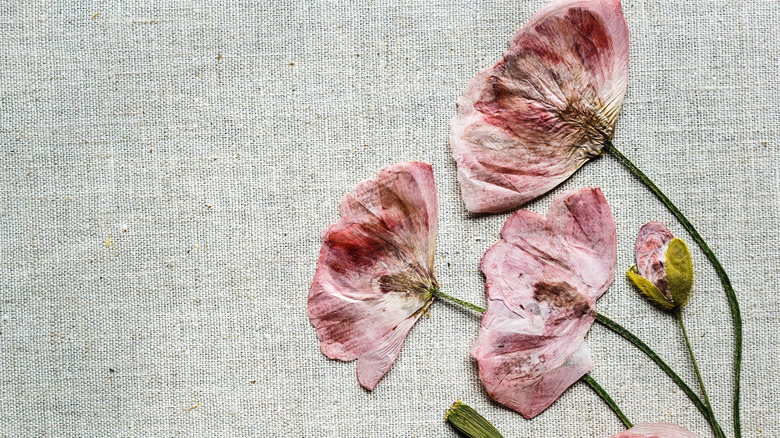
<box><xmin>635</xmin><ymin>221</ymin><xmax>675</xmax><ymax>299</ymax></box>
<box><xmin>451</xmin><ymin>0</ymin><xmax>629</xmax><ymax>213</ymax></box>
<box><xmin>610</xmin><ymin>423</ymin><xmax>699</xmax><ymax>438</ymax></box>
<box><xmin>471</xmin><ymin>187</ymin><xmax>616</xmax><ymax>418</ymax></box>
<box><xmin>308</xmin><ymin>162</ymin><xmax>438</xmax><ymax>390</ymax></box>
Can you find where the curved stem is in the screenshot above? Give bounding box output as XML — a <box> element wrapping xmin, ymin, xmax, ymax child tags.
<box><xmin>605</xmin><ymin>140</ymin><xmax>742</xmax><ymax>438</ymax></box>
<box><xmin>582</xmin><ymin>374</ymin><xmax>633</xmax><ymax>429</ymax></box>
<box><xmin>596</xmin><ymin>313</ymin><xmax>725</xmax><ymax>438</ymax></box>
<box><xmin>677</xmin><ymin>309</ymin><xmax>718</xmax><ymax>434</ymax></box>
<box><xmin>431</xmin><ymin>288</ymin><xmax>486</xmax><ymax>314</ymax></box>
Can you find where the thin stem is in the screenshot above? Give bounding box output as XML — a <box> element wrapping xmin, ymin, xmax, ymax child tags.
<box><xmin>605</xmin><ymin>140</ymin><xmax>742</xmax><ymax>438</ymax></box>
<box><xmin>431</xmin><ymin>288</ymin><xmax>486</xmax><ymax>314</ymax></box>
<box><xmin>596</xmin><ymin>313</ymin><xmax>725</xmax><ymax>438</ymax></box>
<box><xmin>582</xmin><ymin>374</ymin><xmax>633</xmax><ymax>429</ymax></box>
<box><xmin>677</xmin><ymin>309</ymin><xmax>717</xmax><ymax>435</ymax></box>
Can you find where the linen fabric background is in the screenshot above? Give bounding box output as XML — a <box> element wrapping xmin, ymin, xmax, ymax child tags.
<box><xmin>1</xmin><ymin>0</ymin><xmax>777</xmax><ymax>436</ymax></box>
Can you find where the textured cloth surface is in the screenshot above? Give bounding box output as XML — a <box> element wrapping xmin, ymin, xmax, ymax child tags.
<box><xmin>0</xmin><ymin>1</ymin><xmax>778</xmax><ymax>437</ymax></box>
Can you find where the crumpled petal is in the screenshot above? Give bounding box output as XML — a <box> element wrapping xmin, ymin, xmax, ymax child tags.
<box><xmin>308</xmin><ymin>162</ymin><xmax>438</xmax><ymax>390</ymax></box>
<box><xmin>610</xmin><ymin>423</ymin><xmax>699</xmax><ymax>438</ymax></box>
<box><xmin>470</xmin><ymin>187</ymin><xmax>616</xmax><ymax>418</ymax></box>
<box><xmin>451</xmin><ymin>0</ymin><xmax>629</xmax><ymax>213</ymax></box>
<box><xmin>635</xmin><ymin>221</ymin><xmax>675</xmax><ymax>300</ymax></box>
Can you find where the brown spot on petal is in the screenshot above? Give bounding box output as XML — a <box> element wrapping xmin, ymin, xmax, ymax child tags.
<box><xmin>533</xmin><ymin>281</ymin><xmax>593</xmax><ymax>317</ymax></box>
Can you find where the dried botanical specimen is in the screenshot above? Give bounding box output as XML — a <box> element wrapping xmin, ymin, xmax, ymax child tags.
<box><xmin>451</xmin><ymin>0</ymin><xmax>629</xmax><ymax>213</ymax></box>
<box><xmin>610</xmin><ymin>423</ymin><xmax>699</xmax><ymax>438</ymax></box>
<box><xmin>308</xmin><ymin>162</ymin><xmax>438</xmax><ymax>390</ymax></box>
<box><xmin>628</xmin><ymin>221</ymin><xmax>693</xmax><ymax>310</ymax></box>
<box><xmin>471</xmin><ymin>187</ymin><xmax>616</xmax><ymax>417</ymax></box>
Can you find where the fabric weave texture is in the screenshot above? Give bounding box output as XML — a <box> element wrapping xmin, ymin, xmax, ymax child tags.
<box><xmin>0</xmin><ymin>0</ymin><xmax>778</xmax><ymax>436</ymax></box>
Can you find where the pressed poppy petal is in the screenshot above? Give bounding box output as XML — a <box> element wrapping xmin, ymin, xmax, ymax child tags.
<box><xmin>471</xmin><ymin>187</ymin><xmax>616</xmax><ymax>418</ymax></box>
<box><xmin>610</xmin><ymin>422</ymin><xmax>699</xmax><ymax>438</ymax></box>
<box><xmin>308</xmin><ymin>162</ymin><xmax>438</xmax><ymax>390</ymax></box>
<box><xmin>635</xmin><ymin>221</ymin><xmax>675</xmax><ymax>300</ymax></box>
<box><xmin>451</xmin><ymin>0</ymin><xmax>629</xmax><ymax>213</ymax></box>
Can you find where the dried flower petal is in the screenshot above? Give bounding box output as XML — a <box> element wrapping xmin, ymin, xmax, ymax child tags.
<box><xmin>635</xmin><ymin>221</ymin><xmax>675</xmax><ymax>300</ymax></box>
<box><xmin>610</xmin><ymin>422</ymin><xmax>699</xmax><ymax>438</ymax></box>
<box><xmin>471</xmin><ymin>187</ymin><xmax>616</xmax><ymax>418</ymax></box>
<box><xmin>308</xmin><ymin>162</ymin><xmax>438</xmax><ymax>390</ymax></box>
<box><xmin>451</xmin><ymin>0</ymin><xmax>629</xmax><ymax>213</ymax></box>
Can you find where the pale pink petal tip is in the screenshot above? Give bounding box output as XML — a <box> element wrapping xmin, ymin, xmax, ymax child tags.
<box><xmin>451</xmin><ymin>0</ymin><xmax>629</xmax><ymax>213</ymax></box>
<box><xmin>610</xmin><ymin>422</ymin><xmax>700</xmax><ymax>438</ymax></box>
<box><xmin>308</xmin><ymin>162</ymin><xmax>438</xmax><ymax>390</ymax></box>
<box><xmin>635</xmin><ymin>221</ymin><xmax>675</xmax><ymax>298</ymax></box>
<box><xmin>471</xmin><ymin>187</ymin><xmax>616</xmax><ymax>417</ymax></box>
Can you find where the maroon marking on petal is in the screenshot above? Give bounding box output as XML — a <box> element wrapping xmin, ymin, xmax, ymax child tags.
<box><xmin>514</xmin><ymin>32</ymin><xmax>561</xmax><ymax>66</ymax></box>
<box><xmin>564</xmin><ymin>8</ymin><xmax>611</xmax><ymax>74</ymax></box>
<box><xmin>324</xmin><ymin>224</ymin><xmax>391</xmax><ymax>274</ymax></box>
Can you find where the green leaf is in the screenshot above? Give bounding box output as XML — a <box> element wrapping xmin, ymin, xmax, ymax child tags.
<box><xmin>627</xmin><ymin>265</ymin><xmax>674</xmax><ymax>310</ymax></box>
<box><xmin>666</xmin><ymin>238</ymin><xmax>694</xmax><ymax>307</ymax></box>
<box><xmin>445</xmin><ymin>401</ymin><xmax>504</xmax><ymax>438</ymax></box>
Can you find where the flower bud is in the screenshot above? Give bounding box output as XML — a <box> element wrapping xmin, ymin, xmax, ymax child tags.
<box><xmin>628</xmin><ymin>222</ymin><xmax>694</xmax><ymax>310</ymax></box>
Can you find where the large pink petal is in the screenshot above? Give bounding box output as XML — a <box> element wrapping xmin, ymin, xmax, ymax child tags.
<box><xmin>308</xmin><ymin>162</ymin><xmax>438</xmax><ymax>390</ymax></box>
<box><xmin>471</xmin><ymin>187</ymin><xmax>616</xmax><ymax>418</ymax></box>
<box><xmin>610</xmin><ymin>423</ymin><xmax>699</xmax><ymax>438</ymax></box>
<box><xmin>635</xmin><ymin>221</ymin><xmax>675</xmax><ymax>299</ymax></box>
<box><xmin>451</xmin><ymin>0</ymin><xmax>629</xmax><ymax>213</ymax></box>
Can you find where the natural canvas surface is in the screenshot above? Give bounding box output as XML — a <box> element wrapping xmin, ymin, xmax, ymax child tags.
<box><xmin>1</xmin><ymin>1</ymin><xmax>778</xmax><ymax>436</ymax></box>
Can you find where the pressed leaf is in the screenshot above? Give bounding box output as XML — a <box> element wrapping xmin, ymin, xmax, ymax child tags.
<box><xmin>627</xmin><ymin>265</ymin><xmax>674</xmax><ymax>310</ymax></box>
<box><xmin>666</xmin><ymin>238</ymin><xmax>694</xmax><ymax>308</ymax></box>
<box><xmin>445</xmin><ymin>401</ymin><xmax>504</xmax><ymax>438</ymax></box>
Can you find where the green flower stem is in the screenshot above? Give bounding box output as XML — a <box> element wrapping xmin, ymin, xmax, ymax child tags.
<box><xmin>605</xmin><ymin>140</ymin><xmax>742</xmax><ymax>438</ymax></box>
<box><xmin>431</xmin><ymin>288</ymin><xmax>487</xmax><ymax>314</ymax></box>
<box><xmin>677</xmin><ymin>309</ymin><xmax>718</xmax><ymax>436</ymax></box>
<box><xmin>582</xmin><ymin>373</ymin><xmax>633</xmax><ymax>429</ymax></box>
<box><xmin>596</xmin><ymin>313</ymin><xmax>725</xmax><ymax>438</ymax></box>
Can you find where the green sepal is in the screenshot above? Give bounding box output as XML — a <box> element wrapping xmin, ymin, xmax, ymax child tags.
<box><xmin>627</xmin><ymin>265</ymin><xmax>674</xmax><ymax>310</ymax></box>
<box><xmin>666</xmin><ymin>238</ymin><xmax>694</xmax><ymax>308</ymax></box>
<box><xmin>445</xmin><ymin>400</ymin><xmax>504</xmax><ymax>438</ymax></box>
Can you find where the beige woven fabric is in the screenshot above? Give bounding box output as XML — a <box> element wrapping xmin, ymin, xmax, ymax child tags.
<box><xmin>1</xmin><ymin>1</ymin><xmax>777</xmax><ymax>436</ymax></box>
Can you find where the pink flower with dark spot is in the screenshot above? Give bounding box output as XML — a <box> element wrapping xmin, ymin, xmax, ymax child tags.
<box><xmin>610</xmin><ymin>423</ymin><xmax>699</xmax><ymax>438</ymax></box>
<box><xmin>470</xmin><ymin>187</ymin><xmax>616</xmax><ymax>418</ymax></box>
<box><xmin>308</xmin><ymin>162</ymin><xmax>438</xmax><ymax>390</ymax></box>
<box><xmin>451</xmin><ymin>0</ymin><xmax>630</xmax><ymax>213</ymax></box>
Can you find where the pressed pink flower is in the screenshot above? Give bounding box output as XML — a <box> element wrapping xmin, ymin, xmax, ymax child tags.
<box><xmin>308</xmin><ymin>162</ymin><xmax>438</xmax><ymax>390</ymax></box>
<box><xmin>610</xmin><ymin>423</ymin><xmax>699</xmax><ymax>438</ymax></box>
<box><xmin>470</xmin><ymin>187</ymin><xmax>616</xmax><ymax>418</ymax></box>
<box><xmin>451</xmin><ymin>0</ymin><xmax>629</xmax><ymax>213</ymax></box>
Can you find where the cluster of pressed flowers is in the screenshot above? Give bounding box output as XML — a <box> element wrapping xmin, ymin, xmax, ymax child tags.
<box><xmin>308</xmin><ymin>0</ymin><xmax>742</xmax><ymax>437</ymax></box>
